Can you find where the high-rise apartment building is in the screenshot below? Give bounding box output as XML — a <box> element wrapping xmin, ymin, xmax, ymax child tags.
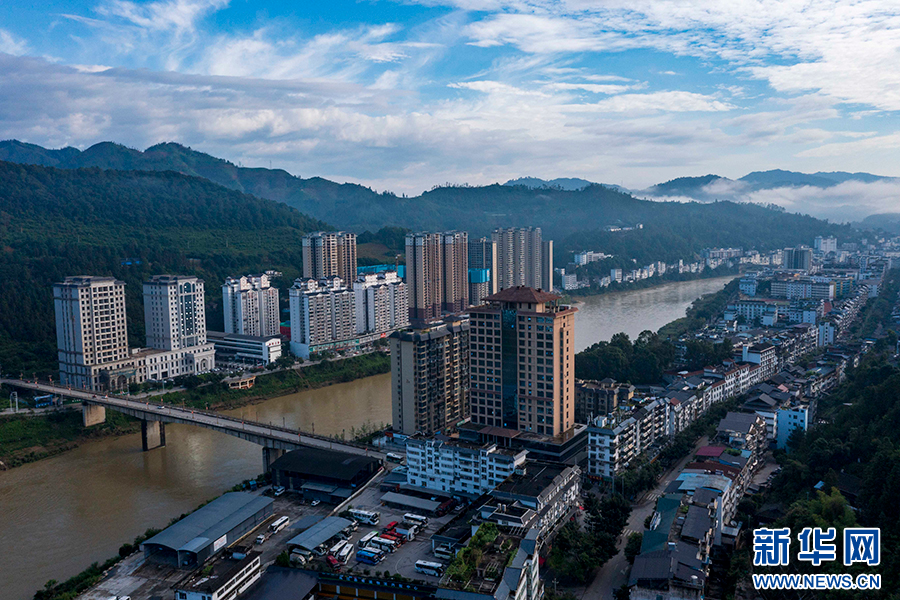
<box><xmin>353</xmin><ymin>271</ymin><xmax>409</xmax><ymax>335</ymax></box>
<box><xmin>492</xmin><ymin>227</ymin><xmax>547</xmax><ymax>291</ymax></box>
<box><xmin>289</xmin><ymin>272</ymin><xmax>409</xmax><ymax>359</ymax></box>
<box><xmin>302</xmin><ymin>231</ymin><xmax>358</xmax><ymax>284</ymax></box>
<box><xmin>541</xmin><ymin>239</ymin><xmax>554</xmax><ymax>292</ymax></box>
<box><xmin>222</xmin><ymin>274</ymin><xmax>280</xmax><ymax>337</ymax></box>
<box><xmin>468</xmin><ymin>237</ymin><xmax>498</xmax><ymax>294</ymax></box>
<box><xmin>468</xmin><ymin>287</ymin><xmax>577</xmax><ymax>437</ymax></box>
<box><xmin>288</xmin><ymin>277</ymin><xmax>356</xmax><ymax>358</ymax></box>
<box><xmin>814</xmin><ymin>236</ymin><xmax>838</xmax><ymax>254</ymax></box>
<box><xmin>405</xmin><ymin>231</ymin><xmax>468</xmax><ymax>323</ymax></box>
<box><xmin>142</xmin><ymin>275</ymin><xmax>215</xmax><ymax>378</ymax></box>
<box><xmin>783</xmin><ymin>247</ymin><xmax>813</xmax><ymax>271</ymax></box>
<box><xmin>390</xmin><ymin>318</ymin><xmax>471</xmax><ymax>436</ymax></box>
<box><xmin>54</xmin><ymin>276</ymin><xmax>131</xmax><ymax>390</ymax></box>
<box><xmin>468</xmin><ymin>268</ymin><xmax>493</xmax><ymax>306</ymax></box>
<box><xmin>143</xmin><ymin>275</ymin><xmax>207</xmax><ymax>350</ymax></box>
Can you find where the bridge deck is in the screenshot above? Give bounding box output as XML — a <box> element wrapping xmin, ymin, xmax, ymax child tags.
<box><xmin>1</xmin><ymin>379</ymin><xmax>382</xmax><ymax>458</ymax></box>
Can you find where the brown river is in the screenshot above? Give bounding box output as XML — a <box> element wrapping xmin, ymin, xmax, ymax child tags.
<box><xmin>0</xmin><ymin>275</ymin><xmax>733</xmax><ymax>599</ymax></box>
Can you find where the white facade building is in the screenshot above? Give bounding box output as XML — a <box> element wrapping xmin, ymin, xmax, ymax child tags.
<box><xmin>289</xmin><ymin>277</ymin><xmax>356</xmax><ymax>359</ymax></box>
<box><xmin>54</xmin><ymin>276</ymin><xmax>138</xmax><ymax>391</ymax></box>
<box><xmin>142</xmin><ymin>275</ymin><xmax>215</xmax><ymax>379</ymax></box>
<box><xmin>405</xmin><ymin>436</ymin><xmax>527</xmax><ymax>497</ymax></box>
<box><xmin>353</xmin><ymin>271</ymin><xmax>409</xmax><ymax>335</ymax></box>
<box><xmin>222</xmin><ymin>274</ymin><xmax>280</xmax><ymax>337</ymax></box>
<box><xmin>289</xmin><ymin>272</ymin><xmax>408</xmax><ymax>359</ymax></box>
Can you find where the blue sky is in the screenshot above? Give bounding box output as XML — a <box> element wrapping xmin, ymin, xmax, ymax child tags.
<box><xmin>2</xmin><ymin>0</ymin><xmax>900</xmax><ymax>217</ymax></box>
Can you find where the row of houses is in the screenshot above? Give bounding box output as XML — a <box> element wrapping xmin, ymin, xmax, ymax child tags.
<box><xmin>585</xmin><ymin>347</ymin><xmax>776</xmax><ymax>480</ymax></box>
<box><xmin>628</xmin><ymin>411</ymin><xmax>766</xmax><ymax>600</ymax></box>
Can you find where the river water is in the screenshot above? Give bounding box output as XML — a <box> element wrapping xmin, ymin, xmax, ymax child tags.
<box><xmin>0</xmin><ymin>275</ymin><xmax>732</xmax><ymax>599</ymax></box>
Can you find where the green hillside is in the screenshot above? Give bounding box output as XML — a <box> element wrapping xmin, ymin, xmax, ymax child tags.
<box><xmin>0</xmin><ymin>141</ymin><xmax>852</xmax><ymax>255</ymax></box>
<box><xmin>0</xmin><ymin>160</ymin><xmax>329</xmax><ymax>376</ymax></box>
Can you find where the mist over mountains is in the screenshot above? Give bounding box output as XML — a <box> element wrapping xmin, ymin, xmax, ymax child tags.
<box><xmin>504</xmin><ymin>169</ymin><xmax>899</xmax><ymax>224</ymax></box>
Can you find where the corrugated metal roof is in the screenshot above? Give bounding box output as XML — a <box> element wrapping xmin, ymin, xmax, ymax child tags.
<box><xmin>380</xmin><ymin>492</ymin><xmax>441</xmax><ymax>512</ymax></box>
<box><xmin>286</xmin><ymin>517</ymin><xmax>352</xmax><ymax>551</ymax></box>
<box><xmin>142</xmin><ymin>493</ymin><xmax>273</xmax><ymax>555</ymax></box>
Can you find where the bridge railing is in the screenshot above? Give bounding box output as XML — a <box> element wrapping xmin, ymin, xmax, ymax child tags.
<box><xmin>4</xmin><ymin>379</ymin><xmax>375</xmax><ymax>453</ymax></box>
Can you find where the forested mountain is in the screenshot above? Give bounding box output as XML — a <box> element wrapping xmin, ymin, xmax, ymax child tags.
<box><xmin>502</xmin><ymin>177</ymin><xmax>598</xmax><ymax>191</ymax></box>
<box><xmin>0</xmin><ymin>141</ymin><xmax>849</xmax><ymax>251</ymax></box>
<box><xmin>642</xmin><ymin>168</ymin><xmax>898</xmax><ymax>201</ymax></box>
<box><xmin>860</xmin><ymin>212</ymin><xmax>900</xmax><ymax>234</ymax></box>
<box><xmin>0</xmin><ymin>160</ymin><xmax>329</xmax><ymax>376</ymax></box>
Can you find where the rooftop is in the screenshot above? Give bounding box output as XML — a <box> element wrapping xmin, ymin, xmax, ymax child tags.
<box><xmin>241</xmin><ymin>566</ymin><xmax>317</xmax><ymax>600</ymax></box>
<box><xmin>381</xmin><ymin>491</ymin><xmax>442</xmax><ymax>512</ymax></box>
<box><xmin>286</xmin><ymin>517</ymin><xmax>353</xmax><ymax>552</ymax></box>
<box><xmin>142</xmin><ymin>493</ymin><xmax>272</xmax><ymax>556</ymax></box>
<box><xmin>482</xmin><ymin>286</ymin><xmax>560</xmax><ymax>304</ymax></box>
<box><xmin>491</xmin><ymin>461</ymin><xmax>574</xmax><ymax>500</ymax></box>
<box><xmin>268</xmin><ymin>447</ymin><xmax>381</xmax><ymax>482</ymax></box>
<box><xmin>179</xmin><ymin>551</ymin><xmax>261</xmax><ymax>594</ymax></box>
<box><xmin>717</xmin><ymin>411</ymin><xmax>761</xmax><ymax>434</ymax></box>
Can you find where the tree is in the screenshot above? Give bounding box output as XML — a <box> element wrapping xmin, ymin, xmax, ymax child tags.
<box><xmin>624</xmin><ymin>533</ymin><xmax>643</xmax><ymax>564</ymax></box>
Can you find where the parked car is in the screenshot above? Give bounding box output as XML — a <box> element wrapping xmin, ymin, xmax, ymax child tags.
<box><xmin>273</xmin><ymin>486</ymin><xmax>285</xmax><ymax>497</ymax></box>
<box><xmin>311</xmin><ymin>499</ymin><xmax>321</xmax><ymax>506</ymax></box>
<box><xmin>255</xmin><ymin>534</ymin><xmax>266</xmax><ymax>545</ymax></box>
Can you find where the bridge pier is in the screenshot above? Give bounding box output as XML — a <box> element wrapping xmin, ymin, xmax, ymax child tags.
<box><xmin>82</xmin><ymin>403</ymin><xmax>107</xmax><ymax>427</ymax></box>
<box><xmin>262</xmin><ymin>447</ymin><xmax>285</xmax><ymax>472</ymax></box>
<box><xmin>141</xmin><ymin>420</ymin><xmax>166</xmax><ymax>451</ymax></box>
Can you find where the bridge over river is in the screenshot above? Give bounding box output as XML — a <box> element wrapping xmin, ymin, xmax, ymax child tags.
<box><xmin>1</xmin><ymin>379</ymin><xmax>383</xmax><ymax>469</ymax></box>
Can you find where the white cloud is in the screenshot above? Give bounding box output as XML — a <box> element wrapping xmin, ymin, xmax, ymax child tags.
<box><xmin>741</xmin><ymin>180</ymin><xmax>900</xmax><ymax>222</ymax></box>
<box><xmin>590</xmin><ymin>91</ymin><xmax>735</xmax><ymax>113</ymax></box>
<box><xmin>0</xmin><ymin>28</ymin><xmax>28</xmax><ymax>55</ymax></box>
<box><xmin>448</xmin><ymin>0</ymin><xmax>900</xmax><ymax>112</ymax></box>
<box><xmin>544</xmin><ymin>82</ymin><xmax>640</xmax><ymax>95</ymax></box>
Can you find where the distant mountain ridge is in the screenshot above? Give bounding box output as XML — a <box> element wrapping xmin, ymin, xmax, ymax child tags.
<box><xmin>0</xmin><ymin>139</ymin><xmax>851</xmax><ymax>244</ymax></box>
<box><xmin>642</xmin><ymin>168</ymin><xmax>898</xmax><ymax>199</ymax></box>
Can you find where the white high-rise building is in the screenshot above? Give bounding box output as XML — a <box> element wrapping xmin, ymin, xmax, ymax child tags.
<box><xmin>222</xmin><ymin>274</ymin><xmax>280</xmax><ymax>337</ymax></box>
<box><xmin>289</xmin><ymin>272</ymin><xmax>408</xmax><ymax>359</ymax></box>
<box><xmin>142</xmin><ymin>275</ymin><xmax>215</xmax><ymax>379</ymax></box>
<box><xmin>353</xmin><ymin>271</ymin><xmax>409</xmax><ymax>335</ymax></box>
<box><xmin>54</xmin><ymin>276</ymin><xmax>130</xmax><ymax>390</ymax></box>
<box><xmin>289</xmin><ymin>277</ymin><xmax>357</xmax><ymax>358</ymax></box>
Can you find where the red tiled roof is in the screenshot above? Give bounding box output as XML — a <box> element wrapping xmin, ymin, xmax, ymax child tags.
<box><xmin>483</xmin><ymin>286</ymin><xmax>560</xmax><ymax>304</ymax></box>
<box><xmin>696</xmin><ymin>446</ymin><xmax>725</xmax><ymax>458</ymax></box>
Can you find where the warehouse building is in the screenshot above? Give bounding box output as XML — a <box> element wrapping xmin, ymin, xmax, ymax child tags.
<box><xmin>269</xmin><ymin>447</ymin><xmax>382</xmax><ymax>504</ymax></box>
<box><xmin>141</xmin><ymin>492</ymin><xmax>273</xmax><ymax>568</ymax></box>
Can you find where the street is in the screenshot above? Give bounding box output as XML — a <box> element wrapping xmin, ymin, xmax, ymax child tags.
<box><xmin>581</xmin><ymin>435</ymin><xmax>709</xmax><ymax>600</ymax></box>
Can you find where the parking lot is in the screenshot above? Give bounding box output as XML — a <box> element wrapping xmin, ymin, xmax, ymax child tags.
<box><xmin>301</xmin><ymin>483</ymin><xmax>458</xmax><ymax>582</ymax></box>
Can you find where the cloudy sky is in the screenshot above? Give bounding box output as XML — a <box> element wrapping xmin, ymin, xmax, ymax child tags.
<box><xmin>2</xmin><ymin>0</ymin><xmax>900</xmax><ymax>213</ymax></box>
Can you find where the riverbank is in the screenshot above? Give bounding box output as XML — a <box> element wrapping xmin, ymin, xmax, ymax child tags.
<box><xmin>657</xmin><ymin>276</ymin><xmax>741</xmax><ymax>338</ymax></box>
<box><xmin>154</xmin><ymin>351</ymin><xmax>390</xmax><ymax>411</ymax></box>
<box><xmin>0</xmin><ymin>352</ymin><xmax>390</xmax><ymax>471</ymax></box>
<box><xmin>562</xmin><ymin>264</ymin><xmax>739</xmax><ymax>302</ymax></box>
<box><xmin>0</xmin><ymin>409</ymin><xmax>139</xmax><ymax>470</ymax></box>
